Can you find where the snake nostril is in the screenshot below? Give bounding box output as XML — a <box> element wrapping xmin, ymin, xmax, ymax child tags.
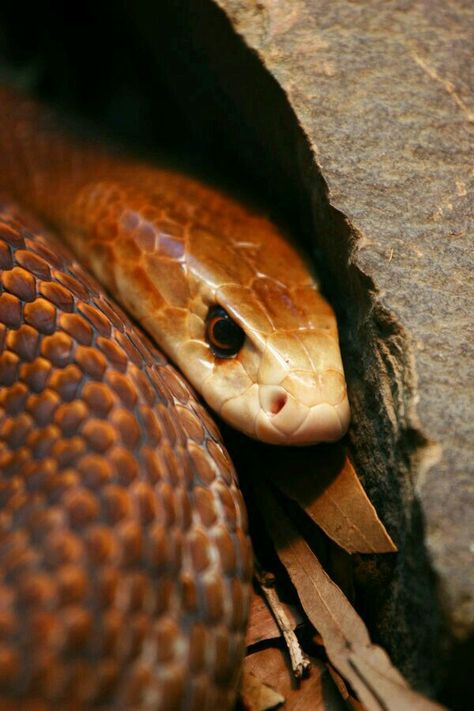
<box><xmin>260</xmin><ymin>386</ymin><xmax>288</xmax><ymax>416</ymax></box>
<box><xmin>270</xmin><ymin>393</ymin><xmax>287</xmax><ymax>415</ymax></box>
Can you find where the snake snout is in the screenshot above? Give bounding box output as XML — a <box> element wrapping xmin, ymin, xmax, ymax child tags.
<box><xmin>255</xmin><ymin>372</ymin><xmax>351</xmax><ymax>445</ymax></box>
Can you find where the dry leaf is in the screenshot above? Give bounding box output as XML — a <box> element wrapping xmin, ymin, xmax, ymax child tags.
<box><xmin>327</xmin><ymin>664</ymin><xmax>367</xmax><ymax>711</ymax></box>
<box><xmin>256</xmin><ymin>481</ymin><xmax>446</xmax><ymax>711</ymax></box>
<box><xmin>244</xmin><ymin>647</ymin><xmax>348</xmax><ymax>711</ymax></box>
<box><xmin>271</xmin><ymin>444</ymin><xmax>397</xmax><ymax>554</ymax></box>
<box><xmin>240</xmin><ymin>667</ymin><xmax>285</xmax><ymax>711</ymax></box>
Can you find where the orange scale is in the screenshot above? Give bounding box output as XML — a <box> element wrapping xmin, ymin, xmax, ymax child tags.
<box><xmin>0</xmin><ymin>351</ymin><xmax>20</xmax><ymax>386</ymax></box>
<box><xmin>85</xmin><ymin>525</ymin><xmax>120</xmax><ymax>565</ymax></box>
<box><xmin>78</xmin><ymin>452</ymin><xmax>114</xmax><ymax>487</ymax></box>
<box><xmin>109</xmin><ymin>408</ymin><xmax>141</xmax><ymax>450</ymax></box>
<box><xmin>42</xmin><ymin>529</ymin><xmax>85</xmax><ymax>568</ymax></box>
<box><xmin>127</xmin><ymin>612</ymin><xmax>149</xmax><ymax>658</ymax></box>
<box><xmin>41</xmin><ymin>331</ymin><xmax>74</xmax><ymax>368</ymax></box>
<box><xmin>15</xmin><ymin>249</ymin><xmax>51</xmax><ymax>281</ymax></box>
<box><xmin>2</xmin><ymin>266</ymin><xmax>36</xmax><ymax>302</ymax></box>
<box><xmin>189</xmin><ymin>529</ymin><xmax>212</xmax><ymax>574</ymax></box>
<box><xmin>52</xmin><ymin>437</ymin><xmax>86</xmax><ymax>469</ymax></box>
<box><xmin>146</xmin><ymin>253</ymin><xmax>190</xmax><ymax>308</ymax></box>
<box><xmin>159</xmin><ymin>232</ymin><xmax>185</xmax><ymax>260</ymax></box>
<box><xmin>20</xmin><ymin>357</ymin><xmax>52</xmax><ymax>392</ymax></box>
<box><xmin>27</xmin><ymin>389</ymin><xmax>61</xmax><ymax>429</ymax></box>
<box><xmin>0</xmin><ymin>292</ymin><xmax>22</xmax><ymax>330</ymax></box>
<box><xmin>109</xmin><ymin>446</ymin><xmax>140</xmax><ymax>485</ymax></box>
<box><xmin>59</xmin><ymin>312</ymin><xmax>93</xmax><ymax>346</ymax></box>
<box><xmin>129</xmin><ymin>366</ymin><xmax>156</xmax><ymax>405</ymax></box>
<box><xmin>132</xmin><ymin>221</ymin><xmax>157</xmax><ymax>252</ymax></box>
<box><xmin>0</xmin><ymin>381</ymin><xmax>29</xmax><ymax>416</ymax></box>
<box><xmin>81</xmin><ymin>380</ymin><xmax>115</xmax><ymax>416</ymax></box>
<box><xmin>130</xmin><ymin>480</ymin><xmax>158</xmax><ymax>526</ymax></box>
<box><xmin>62</xmin><ymin>606</ymin><xmax>93</xmax><ymax>652</ymax></box>
<box><xmin>40</xmin><ymin>281</ymin><xmax>75</xmax><ymax>313</ymax></box>
<box><xmin>6</xmin><ymin>325</ymin><xmax>40</xmax><ymax>362</ymax></box>
<box><xmin>140</xmin><ymin>447</ymin><xmax>167</xmax><ymax>485</ymax></box>
<box><xmin>54</xmin><ymin>400</ymin><xmax>88</xmax><ymax>436</ymax></box>
<box><xmin>0</xmin><ymin>239</ymin><xmax>13</xmax><ymax>269</ymax></box>
<box><xmin>194</xmin><ymin>487</ymin><xmax>218</xmax><ymax>528</ymax></box>
<box><xmin>76</xmin><ymin>301</ymin><xmax>111</xmax><ymax>337</ymax></box>
<box><xmin>216</xmin><ymin>284</ymin><xmax>272</xmax><ymax>336</ymax></box>
<box><xmin>102</xmin><ymin>484</ymin><xmax>133</xmax><ymax>524</ymax></box>
<box><xmin>48</xmin><ymin>364</ymin><xmax>83</xmax><ymax>402</ymax></box>
<box><xmin>27</xmin><ymin>237</ymin><xmax>65</xmax><ymax>271</ymax></box>
<box><xmin>118</xmin><ymin>519</ymin><xmax>144</xmax><ymax>567</ymax></box>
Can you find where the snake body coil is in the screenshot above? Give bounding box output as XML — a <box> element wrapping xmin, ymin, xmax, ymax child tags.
<box><xmin>0</xmin><ymin>208</ymin><xmax>251</xmax><ymax>709</ymax></box>
<box><xmin>0</xmin><ymin>87</ymin><xmax>350</xmax><ymax>708</ymax></box>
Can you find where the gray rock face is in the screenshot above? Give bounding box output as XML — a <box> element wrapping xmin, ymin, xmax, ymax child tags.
<box><xmin>130</xmin><ymin>0</ymin><xmax>473</xmax><ymax>699</ymax></box>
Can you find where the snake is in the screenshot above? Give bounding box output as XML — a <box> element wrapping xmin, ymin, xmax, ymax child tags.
<box><xmin>0</xmin><ymin>87</ymin><xmax>350</xmax><ymax>709</ymax></box>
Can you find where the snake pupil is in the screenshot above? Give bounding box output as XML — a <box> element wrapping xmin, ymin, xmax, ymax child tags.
<box><xmin>206</xmin><ymin>305</ymin><xmax>245</xmax><ymax>358</ymax></box>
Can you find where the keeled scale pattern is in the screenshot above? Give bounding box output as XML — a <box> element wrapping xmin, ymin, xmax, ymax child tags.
<box><xmin>0</xmin><ymin>209</ymin><xmax>252</xmax><ymax>710</ymax></box>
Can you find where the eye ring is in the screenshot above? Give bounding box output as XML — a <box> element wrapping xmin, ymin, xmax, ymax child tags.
<box><xmin>205</xmin><ymin>305</ymin><xmax>245</xmax><ymax>359</ymax></box>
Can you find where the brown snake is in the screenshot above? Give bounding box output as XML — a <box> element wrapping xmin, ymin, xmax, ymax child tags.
<box><xmin>0</xmin><ymin>88</ymin><xmax>350</xmax><ymax>709</ymax></box>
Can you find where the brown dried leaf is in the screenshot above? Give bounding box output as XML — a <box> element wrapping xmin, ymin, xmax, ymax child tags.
<box><xmin>327</xmin><ymin>664</ymin><xmax>367</xmax><ymax>711</ymax></box>
<box><xmin>244</xmin><ymin>647</ymin><xmax>348</xmax><ymax>711</ymax></box>
<box><xmin>257</xmin><ymin>482</ymin><xmax>446</xmax><ymax>711</ymax></box>
<box><xmin>271</xmin><ymin>444</ymin><xmax>397</xmax><ymax>554</ymax></box>
<box><xmin>240</xmin><ymin>667</ymin><xmax>285</xmax><ymax>711</ymax></box>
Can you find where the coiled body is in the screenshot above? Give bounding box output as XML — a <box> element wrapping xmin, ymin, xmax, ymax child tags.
<box><xmin>0</xmin><ymin>208</ymin><xmax>251</xmax><ymax>709</ymax></box>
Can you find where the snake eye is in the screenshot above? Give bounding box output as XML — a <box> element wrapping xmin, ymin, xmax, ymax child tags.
<box><xmin>205</xmin><ymin>305</ymin><xmax>245</xmax><ymax>358</ymax></box>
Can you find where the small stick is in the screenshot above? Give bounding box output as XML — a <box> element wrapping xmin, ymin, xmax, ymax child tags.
<box><xmin>255</xmin><ymin>566</ymin><xmax>311</xmax><ymax>680</ymax></box>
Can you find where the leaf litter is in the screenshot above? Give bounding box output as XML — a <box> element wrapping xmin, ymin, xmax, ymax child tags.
<box><xmin>232</xmin><ymin>441</ymin><xmax>446</xmax><ymax>711</ymax></box>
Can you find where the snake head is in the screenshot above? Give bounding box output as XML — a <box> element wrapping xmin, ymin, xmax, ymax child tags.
<box><xmin>102</xmin><ymin>181</ymin><xmax>351</xmax><ymax>446</ymax></box>
<box><xmin>171</xmin><ymin>233</ymin><xmax>351</xmax><ymax>446</ymax></box>
<box><xmin>194</xmin><ymin>287</ymin><xmax>350</xmax><ymax>446</ymax></box>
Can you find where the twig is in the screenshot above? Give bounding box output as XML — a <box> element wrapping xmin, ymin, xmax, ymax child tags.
<box><xmin>254</xmin><ymin>566</ymin><xmax>311</xmax><ymax>680</ymax></box>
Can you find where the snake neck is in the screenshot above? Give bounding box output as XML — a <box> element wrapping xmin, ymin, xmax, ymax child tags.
<box><xmin>0</xmin><ymin>86</ymin><xmax>351</xmax><ymax>445</ymax></box>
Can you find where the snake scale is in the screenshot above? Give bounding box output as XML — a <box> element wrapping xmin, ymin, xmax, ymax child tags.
<box><xmin>0</xmin><ymin>87</ymin><xmax>350</xmax><ymax>709</ymax></box>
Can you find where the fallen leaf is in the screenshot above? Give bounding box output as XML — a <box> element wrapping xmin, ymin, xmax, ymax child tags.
<box><xmin>271</xmin><ymin>444</ymin><xmax>396</xmax><ymax>554</ymax></box>
<box><xmin>327</xmin><ymin>664</ymin><xmax>367</xmax><ymax>711</ymax></box>
<box><xmin>240</xmin><ymin>667</ymin><xmax>285</xmax><ymax>711</ymax></box>
<box><xmin>256</xmin><ymin>480</ymin><xmax>446</xmax><ymax>711</ymax></box>
<box><xmin>244</xmin><ymin>647</ymin><xmax>348</xmax><ymax>711</ymax></box>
